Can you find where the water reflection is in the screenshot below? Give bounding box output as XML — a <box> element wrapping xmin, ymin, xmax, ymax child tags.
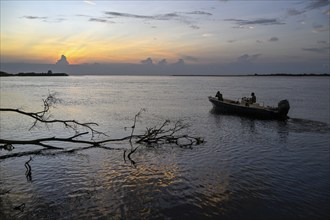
<box><xmin>94</xmin><ymin>150</ymin><xmax>184</xmax><ymax>218</ymax></box>
<box><xmin>0</xmin><ymin>146</ymin><xmax>231</xmax><ymax>219</ymax></box>
<box><xmin>24</xmin><ymin>157</ymin><xmax>33</xmax><ymax>182</ymax></box>
<box><xmin>239</xmin><ymin>117</ymin><xmax>256</xmax><ymax>133</ymax></box>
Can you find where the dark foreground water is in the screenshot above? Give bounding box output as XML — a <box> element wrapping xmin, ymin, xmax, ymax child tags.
<box><xmin>1</xmin><ymin>76</ymin><xmax>329</xmax><ymax>219</ymax></box>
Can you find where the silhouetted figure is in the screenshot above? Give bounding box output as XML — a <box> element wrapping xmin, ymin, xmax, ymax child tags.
<box><xmin>251</xmin><ymin>92</ymin><xmax>256</xmax><ymax>104</ymax></box>
<box><xmin>216</xmin><ymin>91</ymin><xmax>223</xmax><ymax>101</ymax></box>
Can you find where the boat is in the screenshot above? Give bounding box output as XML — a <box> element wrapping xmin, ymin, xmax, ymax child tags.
<box><xmin>208</xmin><ymin>95</ymin><xmax>290</xmax><ymax>120</ymax></box>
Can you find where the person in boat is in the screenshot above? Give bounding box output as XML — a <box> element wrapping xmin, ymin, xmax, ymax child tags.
<box><xmin>215</xmin><ymin>91</ymin><xmax>223</xmax><ymax>101</ymax></box>
<box><xmin>250</xmin><ymin>92</ymin><xmax>256</xmax><ymax>104</ymax></box>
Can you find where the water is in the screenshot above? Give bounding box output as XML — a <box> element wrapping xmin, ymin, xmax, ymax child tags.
<box><xmin>1</xmin><ymin>76</ymin><xmax>329</xmax><ymax>219</ymax></box>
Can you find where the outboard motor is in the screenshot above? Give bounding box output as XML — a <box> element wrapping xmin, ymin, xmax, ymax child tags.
<box><xmin>278</xmin><ymin>100</ymin><xmax>290</xmax><ymax>116</ymax></box>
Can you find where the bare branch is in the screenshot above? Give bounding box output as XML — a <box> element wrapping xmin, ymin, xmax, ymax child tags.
<box><xmin>0</xmin><ymin>93</ymin><xmax>105</xmax><ymax>138</ymax></box>
<box><xmin>127</xmin><ymin>108</ymin><xmax>146</xmax><ymax>143</ymax></box>
<box><xmin>0</xmin><ymin>96</ymin><xmax>204</xmax><ymax>160</ymax></box>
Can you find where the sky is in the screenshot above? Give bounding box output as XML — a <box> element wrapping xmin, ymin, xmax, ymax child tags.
<box><xmin>0</xmin><ymin>0</ymin><xmax>329</xmax><ymax>74</ymax></box>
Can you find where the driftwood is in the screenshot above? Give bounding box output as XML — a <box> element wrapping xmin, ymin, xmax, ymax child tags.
<box><xmin>0</xmin><ymin>95</ymin><xmax>204</xmax><ymax>160</ymax></box>
<box><xmin>0</xmin><ymin>93</ymin><xmax>104</xmax><ymax>138</ymax></box>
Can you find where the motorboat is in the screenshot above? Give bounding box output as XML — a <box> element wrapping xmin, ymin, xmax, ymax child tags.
<box><xmin>208</xmin><ymin>96</ymin><xmax>290</xmax><ymax>120</ymax></box>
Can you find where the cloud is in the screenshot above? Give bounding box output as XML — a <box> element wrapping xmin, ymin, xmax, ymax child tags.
<box><xmin>237</xmin><ymin>54</ymin><xmax>261</xmax><ymax>63</ymax></box>
<box><xmin>269</xmin><ymin>37</ymin><xmax>279</xmax><ymax>42</ymax></box>
<box><xmin>186</xmin><ymin>11</ymin><xmax>212</xmax><ymax>16</ymax></box>
<box><xmin>56</xmin><ymin>55</ymin><xmax>69</xmax><ymax>65</ymax></box>
<box><xmin>305</xmin><ymin>0</ymin><xmax>329</xmax><ymax>10</ymax></box>
<box><xmin>173</xmin><ymin>59</ymin><xmax>185</xmax><ymax>66</ymax></box>
<box><xmin>302</xmin><ymin>47</ymin><xmax>329</xmax><ymax>53</ymax></box>
<box><xmin>256</xmin><ymin>40</ymin><xmax>263</xmax><ymax>43</ymax></box>
<box><xmin>157</xmin><ymin>59</ymin><xmax>167</xmax><ymax>65</ymax></box>
<box><xmin>84</xmin><ymin>0</ymin><xmax>96</xmax><ymax>5</ymax></box>
<box><xmin>305</xmin><ymin>0</ymin><xmax>330</xmax><ymax>15</ymax></box>
<box><xmin>104</xmin><ymin>10</ymin><xmax>212</xmax><ymax>29</ymax></box>
<box><xmin>140</xmin><ymin>57</ymin><xmax>153</xmax><ymax>65</ymax></box>
<box><xmin>21</xmin><ymin>15</ymin><xmax>65</xmax><ymax>23</ymax></box>
<box><xmin>317</xmin><ymin>40</ymin><xmax>328</xmax><ymax>44</ymax></box>
<box><xmin>224</xmin><ymin>18</ymin><xmax>285</xmax><ymax>26</ymax></box>
<box><xmin>313</xmin><ymin>24</ymin><xmax>329</xmax><ymax>33</ymax></box>
<box><xmin>324</xmin><ymin>9</ymin><xmax>330</xmax><ymax>15</ymax></box>
<box><xmin>48</xmin><ymin>18</ymin><xmax>66</xmax><ymax>23</ymax></box>
<box><xmin>105</xmin><ymin>11</ymin><xmax>177</xmax><ymax>20</ymax></box>
<box><xmin>76</xmin><ymin>14</ymin><xmax>91</xmax><ymax>18</ymax></box>
<box><xmin>287</xmin><ymin>9</ymin><xmax>306</xmax><ymax>16</ymax></box>
<box><xmin>181</xmin><ymin>55</ymin><xmax>199</xmax><ymax>62</ymax></box>
<box><xmin>22</xmin><ymin>16</ymin><xmax>48</xmax><ymax>20</ymax></box>
<box><xmin>202</xmin><ymin>33</ymin><xmax>214</xmax><ymax>37</ymax></box>
<box><xmin>232</xmin><ymin>26</ymin><xmax>255</xmax><ymax>29</ymax></box>
<box><xmin>77</xmin><ymin>14</ymin><xmax>112</xmax><ymax>23</ymax></box>
<box><xmin>105</xmin><ymin>10</ymin><xmax>212</xmax><ymax>20</ymax></box>
<box><xmin>89</xmin><ymin>18</ymin><xmax>113</xmax><ymax>23</ymax></box>
<box><xmin>190</xmin><ymin>25</ymin><xmax>200</xmax><ymax>29</ymax></box>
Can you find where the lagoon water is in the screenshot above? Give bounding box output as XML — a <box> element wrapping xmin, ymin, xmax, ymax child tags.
<box><xmin>0</xmin><ymin>76</ymin><xmax>329</xmax><ymax>219</ymax></box>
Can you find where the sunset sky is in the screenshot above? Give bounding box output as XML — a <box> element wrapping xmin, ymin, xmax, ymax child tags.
<box><xmin>0</xmin><ymin>0</ymin><xmax>329</xmax><ymax>73</ymax></box>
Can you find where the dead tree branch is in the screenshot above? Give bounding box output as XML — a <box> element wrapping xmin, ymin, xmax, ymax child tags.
<box><xmin>0</xmin><ymin>95</ymin><xmax>204</xmax><ymax>160</ymax></box>
<box><xmin>135</xmin><ymin>120</ymin><xmax>203</xmax><ymax>148</ymax></box>
<box><xmin>0</xmin><ymin>93</ymin><xmax>105</xmax><ymax>138</ymax></box>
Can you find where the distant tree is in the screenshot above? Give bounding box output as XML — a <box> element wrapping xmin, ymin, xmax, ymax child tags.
<box><xmin>0</xmin><ymin>71</ymin><xmax>12</xmax><ymax>76</ymax></box>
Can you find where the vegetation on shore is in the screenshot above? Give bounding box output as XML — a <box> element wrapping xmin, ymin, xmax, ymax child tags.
<box><xmin>253</xmin><ymin>73</ymin><xmax>330</xmax><ymax>76</ymax></box>
<box><xmin>1</xmin><ymin>70</ymin><xmax>328</xmax><ymax>77</ymax></box>
<box><xmin>0</xmin><ymin>70</ymin><xmax>68</xmax><ymax>77</ymax></box>
<box><xmin>173</xmin><ymin>73</ymin><xmax>330</xmax><ymax>77</ymax></box>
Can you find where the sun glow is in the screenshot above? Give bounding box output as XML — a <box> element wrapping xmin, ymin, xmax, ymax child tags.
<box><xmin>1</xmin><ymin>29</ymin><xmax>191</xmax><ymax>64</ymax></box>
<box><xmin>1</xmin><ymin>0</ymin><xmax>328</xmax><ymax>73</ymax></box>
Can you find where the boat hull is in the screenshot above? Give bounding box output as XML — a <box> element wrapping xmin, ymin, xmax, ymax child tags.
<box><xmin>208</xmin><ymin>96</ymin><xmax>289</xmax><ymax>120</ymax></box>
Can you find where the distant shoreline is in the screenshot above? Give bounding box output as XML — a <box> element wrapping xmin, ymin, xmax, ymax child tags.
<box><xmin>173</xmin><ymin>73</ymin><xmax>330</xmax><ymax>77</ymax></box>
<box><xmin>1</xmin><ymin>71</ymin><xmax>329</xmax><ymax>77</ymax></box>
<box><xmin>0</xmin><ymin>71</ymin><xmax>68</xmax><ymax>77</ymax></box>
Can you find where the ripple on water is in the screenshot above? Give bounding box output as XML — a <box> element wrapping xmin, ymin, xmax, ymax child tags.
<box><xmin>1</xmin><ymin>76</ymin><xmax>329</xmax><ymax>219</ymax></box>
